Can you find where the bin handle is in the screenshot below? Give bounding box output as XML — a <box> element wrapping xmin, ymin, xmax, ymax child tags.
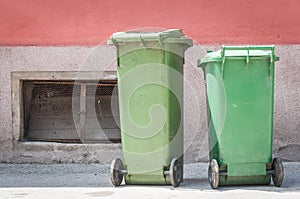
<box><xmin>220</xmin><ymin>45</ymin><xmax>275</xmax><ymax>77</ymax></box>
<box><xmin>139</xmin><ymin>35</ymin><xmax>146</xmax><ymax>47</ymax></box>
<box><xmin>221</xmin><ymin>45</ymin><xmax>275</xmax><ymax>62</ymax></box>
<box><xmin>139</xmin><ymin>35</ymin><xmax>163</xmax><ymax>47</ymax></box>
<box><xmin>221</xmin><ymin>45</ymin><xmax>275</xmax><ymax>56</ymax></box>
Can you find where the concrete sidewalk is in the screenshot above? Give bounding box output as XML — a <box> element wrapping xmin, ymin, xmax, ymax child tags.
<box><xmin>0</xmin><ymin>162</ymin><xmax>299</xmax><ymax>198</ymax></box>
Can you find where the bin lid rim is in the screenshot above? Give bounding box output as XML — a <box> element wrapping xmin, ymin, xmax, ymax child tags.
<box><xmin>198</xmin><ymin>49</ymin><xmax>279</xmax><ymax>68</ymax></box>
<box><xmin>107</xmin><ymin>29</ymin><xmax>192</xmax><ymax>45</ymax></box>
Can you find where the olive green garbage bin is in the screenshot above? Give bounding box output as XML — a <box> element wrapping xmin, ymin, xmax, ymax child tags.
<box><xmin>108</xmin><ymin>29</ymin><xmax>192</xmax><ymax>187</ymax></box>
<box><xmin>198</xmin><ymin>46</ymin><xmax>284</xmax><ymax>188</ymax></box>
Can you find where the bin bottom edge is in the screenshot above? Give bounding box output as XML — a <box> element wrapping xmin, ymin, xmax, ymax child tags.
<box><xmin>219</xmin><ymin>175</ymin><xmax>271</xmax><ymax>186</ymax></box>
<box><xmin>124</xmin><ymin>174</ymin><xmax>172</xmax><ymax>185</ymax></box>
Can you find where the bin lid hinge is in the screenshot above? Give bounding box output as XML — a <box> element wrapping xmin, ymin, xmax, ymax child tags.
<box><xmin>246</xmin><ymin>45</ymin><xmax>250</xmax><ymax>69</ymax></box>
<box><xmin>269</xmin><ymin>50</ymin><xmax>274</xmax><ymax>77</ymax></box>
<box><xmin>221</xmin><ymin>55</ymin><xmax>225</xmax><ymax>78</ymax></box>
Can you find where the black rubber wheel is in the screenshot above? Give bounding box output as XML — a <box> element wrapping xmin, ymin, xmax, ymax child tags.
<box><xmin>208</xmin><ymin>159</ymin><xmax>219</xmax><ymax>189</ymax></box>
<box><xmin>110</xmin><ymin>158</ymin><xmax>123</xmax><ymax>186</ymax></box>
<box><xmin>272</xmin><ymin>158</ymin><xmax>284</xmax><ymax>187</ymax></box>
<box><xmin>170</xmin><ymin>158</ymin><xmax>182</xmax><ymax>187</ymax></box>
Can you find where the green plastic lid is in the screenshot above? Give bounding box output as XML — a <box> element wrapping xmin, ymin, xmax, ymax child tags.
<box><xmin>198</xmin><ymin>45</ymin><xmax>279</xmax><ymax>68</ymax></box>
<box><xmin>107</xmin><ymin>29</ymin><xmax>192</xmax><ymax>46</ymax></box>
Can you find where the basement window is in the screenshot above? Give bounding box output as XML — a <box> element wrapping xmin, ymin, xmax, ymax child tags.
<box><xmin>22</xmin><ymin>80</ymin><xmax>120</xmax><ymax>143</ymax></box>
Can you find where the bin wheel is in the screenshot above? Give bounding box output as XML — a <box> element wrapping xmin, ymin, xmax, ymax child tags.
<box><xmin>110</xmin><ymin>158</ymin><xmax>123</xmax><ymax>186</ymax></box>
<box><xmin>208</xmin><ymin>159</ymin><xmax>219</xmax><ymax>189</ymax></box>
<box><xmin>170</xmin><ymin>158</ymin><xmax>182</xmax><ymax>187</ymax></box>
<box><xmin>272</xmin><ymin>158</ymin><xmax>284</xmax><ymax>187</ymax></box>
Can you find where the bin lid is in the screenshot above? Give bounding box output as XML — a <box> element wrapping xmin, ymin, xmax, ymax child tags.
<box><xmin>107</xmin><ymin>29</ymin><xmax>193</xmax><ymax>46</ymax></box>
<box><xmin>198</xmin><ymin>45</ymin><xmax>279</xmax><ymax>68</ymax></box>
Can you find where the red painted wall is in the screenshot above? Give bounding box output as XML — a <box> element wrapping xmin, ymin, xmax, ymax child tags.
<box><xmin>0</xmin><ymin>0</ymin><xmax>300</xmax><ymax>45</ymax></box>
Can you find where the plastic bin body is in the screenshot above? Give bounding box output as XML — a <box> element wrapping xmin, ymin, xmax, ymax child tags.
<box><xmin>199</xmin><ymin>46</ymin><xmax>279</xmax><ymax>185</ymax></box>
<box><xmin>108</xmin><ymin>30</ymin><xmax>192</xmax><ymax>185</ymax></box>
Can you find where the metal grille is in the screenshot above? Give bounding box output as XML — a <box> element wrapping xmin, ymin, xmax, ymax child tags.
<box><xmin>30</xmin><ymin>82</ymin><xmax>80</xmax><ymax>98</ymax></box>
<box><xmin>95</xmin><ymin>85</ymin><xmax>118</xmax><ymax>96</ymax></box>
<box><xmin>23</xmin><ymin>80</ymin><xmax>120</xmax><ymax>143</ymax></box>
<box><xmin>29</xmin><ymin>82</ymin><xmax>118</xmax><ymax>98</ymax></box>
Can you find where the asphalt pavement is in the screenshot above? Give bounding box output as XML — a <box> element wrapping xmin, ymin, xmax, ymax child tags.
<box><xmin>0</xmin><ymin>162</ymin><xmax>299</xmax><ymax>198</ymax></box>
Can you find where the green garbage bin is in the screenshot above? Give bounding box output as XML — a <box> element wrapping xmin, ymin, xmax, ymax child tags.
<box><xmin>198</xmin><ymin>46</ymin><xmax>284</xmax><ymax>188</ymax></box>
<box><xmin>108</xmin><ymin>29</ymin><xmax>192</xmax><ymax>187</ymax></box>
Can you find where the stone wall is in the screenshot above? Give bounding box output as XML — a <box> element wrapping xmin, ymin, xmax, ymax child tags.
<box><xmin>0</xmin><ymin>45</ymin><xmax>299</xmax><ymax>163</ymax></box>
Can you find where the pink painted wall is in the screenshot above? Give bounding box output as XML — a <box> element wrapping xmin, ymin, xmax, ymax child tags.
<box><xmin>0</xmin><ymin>0</ymin><xmax>300</xmax><ymax>45</ymax></box>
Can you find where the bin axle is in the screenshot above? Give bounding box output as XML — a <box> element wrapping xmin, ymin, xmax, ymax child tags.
<box><xmin>219</xmin><ymin>171</ymin><xmax>227</xmax><ymax>176</ymax></box>
<box><xmin>266</xmin><ymin>169</ymin><xmax>276</xmax><ymax>175</ymax></box>
<box><xmin>120</xmin><ymin>169</ymin><xmax>128</xmax><ymax>175</ymax></box>
<box><xmin>163</xmin><ymin>170</ymin><xmax>170</xmax><ymax>175</ymax></box>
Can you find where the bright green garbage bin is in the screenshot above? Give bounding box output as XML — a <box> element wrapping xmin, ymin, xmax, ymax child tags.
<box><xmin>198</xmin><ymin>46</ymin><xmax>284</xmax><ymax>188</ymax></box>
<box><xmin>108</xmin><ymin>29</ymin><xmax>192</xmax><ymax>187</ymax></box>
